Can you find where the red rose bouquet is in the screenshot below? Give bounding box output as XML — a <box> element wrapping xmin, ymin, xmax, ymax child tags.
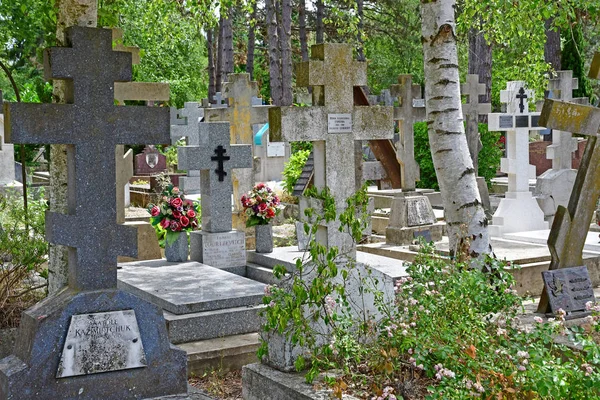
<box><xmin>148</xmin><ymin>185</ymin><xmax>200</xmax><ymax>244</ymax></box>
<box><xmin>241</xmin><ymin>183</ymin><xmax>282</xmax><ymax>227</ymax></box>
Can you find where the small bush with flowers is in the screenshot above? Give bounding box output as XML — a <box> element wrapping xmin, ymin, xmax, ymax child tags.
<box><xmin>241</xmin><ymin>183</ymin><xmax>282</xmax><ymax>227</ymax></box>
<box><xmin>148</xmin><ymin>184</ymin><xmax>200</xmax><ymax>245</ymax></box>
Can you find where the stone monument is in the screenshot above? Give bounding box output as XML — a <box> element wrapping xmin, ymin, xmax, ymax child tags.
<box><xmin>0</xmin><ymin>27</ymin><xmax>187</xmax><ymax>399</ymax></box>
<box><xmin>0</xmin><ymin>90</ymin><xmax>21</xmax><ymax>191</ymax></box>
<box><xmin>170</xmin><ymin>102</ymin><xmax>205</xmax><ymax>194</ymax></box>
<box><xmin>178</xmin><ymin>121</ymin><xmax>252</xmax><ymax>270</ymax></box>
<box><xmin>488</xmin><ymin>81</ymin><xmax>548</xmax><ymax>236</ymax></box>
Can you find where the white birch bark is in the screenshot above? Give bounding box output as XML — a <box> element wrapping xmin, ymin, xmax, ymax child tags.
<box><xmin>421</xmin><ymin>0</ymin><xmax>491</xmax><ymax>261</ymax></box>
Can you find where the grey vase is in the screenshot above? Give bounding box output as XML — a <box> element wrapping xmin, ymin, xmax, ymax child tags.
<box><xmin>255</xmin><ymin>224</ymin><xmax>273</xmax><ymax>253</ymax></box>
<box><xmin>165</xmin><ymin>232</ymin><xmax>188</xmax><ymax>262</ymax></box>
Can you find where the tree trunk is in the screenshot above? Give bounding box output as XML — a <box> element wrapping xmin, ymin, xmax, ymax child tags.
<box><xmin>421</xmin><ymin>0</ymin><xmax>490</xmax><ymax>261</ymax></box>
<box><xmin>468</xmin><ymin>28</ymin><xmax>492</xmax><ymax>118</ymax></box>
<box><xmin>280</xmin><ymin>0</ymin><xmax>293</xmax><ymax>105</ymax></box>
<box><xmin>544</xmin><ymin>18</ymin><xmax>561</xmax><ymax>73</ymax></box>
<box><xmin>356</xmin><ymin>0</ymin><xmax>365</xmax><ymax>61</ymax></box>
<box><xmin>246</xmin><ymin>4</ymin><xmax>257</xmax><ymax>80</ymax></box>
<box><xmin>207</xmin><ymin>26</ymin><xmax>216</xmax><ymax>103</ymax></box>
<box><xmin>216</xmin><ymin>17</ymin><xmax>224</xmax><ymax>93</ymax></box>
<box><xmin>222</xmin><ymin>9</ymin><xmax>234</xmax><ymax>78</ymax></box>
<box><xmin>316</xmin><ymin>0</ymin><xmax>324</xmax><ymax>44</ymax></box>
<box><xmin>49</xmin><ymin>0</ymin><xmax>97</xmax><ymax>295</ymax></box>
<box><xmin>266</xmin><ymin>0</ymin><xmax>282</xmax><ymax>105</ymax></box>
<box><xmin>298</xmin><ymin>0</ymin><xmax>308</xmax><ymax>62</ymax></box>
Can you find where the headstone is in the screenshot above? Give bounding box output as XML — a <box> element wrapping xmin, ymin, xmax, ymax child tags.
<box><xmin>542</xmin><ymin>266</ymin><xmax>595</xmax><ymax>315</ymax></box>
<box><xmin>205</xmin><ymin>74</ymin><xmax>270</xmax><ymax>231</ymax></box>
<box><xmin>0</xmin><ymin>27</ymin><xmax>186</xmax><ymax>398</ymax></box>
<box><xmin>170</xmin><ymin>102</ymin><xmax>204</xmax><ymax>194</ymax></box>
<box><xmin>0</xmin><ymin>90</ymin><xmax>20</xmax><ymax>191</ymax></box>
<box><xmin>488</xmin><ymin>81</ymin><xmax>548</xmax><ymax>236</ymax></box>
<box><xmin>534</xmin><ymin>70</ymin><xmax>590</xmax><ymax>223</ymax></box>
<box><xmin>134</xmin><ymin>145</ymin><xmax>167</xmax><ymax>175</ymax></box>
<box><xmin>178</xmin><ymin>122</ymin><xmax>252</xmax><ymax>269</ymax></box>
<box><xmin>385</xmin><ymin>191</ymin><xmax>443</xmax><ymax>245</ymax></box>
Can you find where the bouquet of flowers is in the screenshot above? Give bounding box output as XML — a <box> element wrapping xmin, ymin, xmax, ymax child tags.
<box><xmin>147</xmin><ymin>185</ymin><xmax>200</xmax><ymax>244</ymax></box>
<box><xmin>241</xmin><ymin>183</ymin><xmax>282</xmax><ymax>227</ymax></box>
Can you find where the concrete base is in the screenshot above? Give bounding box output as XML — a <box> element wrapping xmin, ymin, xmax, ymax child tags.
<box><xmin>489</xmin><ymin>191</ymin><xmax>548</xmax><ymax>237</ymax></box>
<box><xmin>386</xmin><ymin>223</ymin><xmax>444</xmax><ymax>245</ymax></box>
<box><xmin>385</xmin><ymin>192</ymin><xmax>442</xmax><ymax>245</ymax></box>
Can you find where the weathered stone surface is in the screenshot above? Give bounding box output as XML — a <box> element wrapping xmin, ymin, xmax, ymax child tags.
<box><xmin>164</xmin><ymin>231</ymin><xmax>189</xmax><ymax>262</ymax></box>
<box><xmin>118</xmin><ymin>221</ymin><xmax>162</xmax><ymax>263</ymax></box>
<box><xmin>386</xmin><ymin>192</ymin><xmax>441</xmax><ymax>245</ymax></box>
<box><xmin>542</xmin><ymin>266</ymin><xmax>595</xmax><ymax>313</ymax></box>
<box><xmin>0</xmin><ymin>112</ymin><xmax>17</xmax><ymax>187</ymax></box>
<box><xmin>189</xmin><ymin>230</ymin><xmax>246</xmax><ymax>268</ymax></box>
<box><xmin>171</xmin><ymin>103</ymin><xmax>205</xmax><ymax>194</ymax></box>
<box><xmin>255</xmin><ymin>224</ymin><xmax>274</xmax><ymax>253</ymax></box>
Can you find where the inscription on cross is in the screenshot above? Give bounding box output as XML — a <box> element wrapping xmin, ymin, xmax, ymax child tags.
<box><xmin>178</xmin><ymin>122</ymin><xmax>252</xmax><ymax>233</ymax></box>
<box><xmin>269</xmin><ymin>43</ymin><xmax>393</xmax><ymax>255</ymax></box>
<box><xmin>4</xmin><ymin>27</ymin><xmax>170</xmax><ymax>291</ymax></box>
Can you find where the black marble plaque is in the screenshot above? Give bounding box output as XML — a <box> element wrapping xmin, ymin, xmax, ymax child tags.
<box><xmin>515</xmin><ymin>115</ymin><xmax>529</xmax><ymax>128</ymax></box>
<box><xmin>498</xmin><ymin>115</ymin><xmax>513</xmax><ymax>129</ymax></box>
<box><xmin>413</xmin><ymin>230</ymin><xmax>432</xmax><ymax>243</ymax></box>
<box><xmin>542</xmin><ymin>266</ymin><xmax>595</xmax><ymax>314</ymax></box>
<box><xmin>531</xmin><ymin>115</ymin><xmax>540</xmax><ymax>128</ymax></box>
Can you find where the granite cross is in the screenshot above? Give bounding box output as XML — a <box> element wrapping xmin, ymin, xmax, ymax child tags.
<box><xmin>461</xmin><ymin>74</ymin><xmax>491</xmax><ymax>172</ymax></box>
<box><xmin>536</xmin><ymin>70</ymin><xmax>600</xmax><ymax>312</ymax></box>
<box><xmin>269</xmin><ymin>43</ymin><xmax>394</xmax><ymax>255</ymax></box>
<box><xmin>177</xmin><ymin>122</ymin><xmax>252</xmax><ymax>233</ymax></box>
<box><xmin>4</xmin><ymin>27</ymin><xmax>170</xmax><ymax>291</ymax></box>
<box><xmin>389</xmin><ymin>75</ymin><xmax>426</xmax><ymax>190</ymax></box>
<box><xmin>170</xmin><ymin>102</ymin><xmax>205</xmax><ymax>194</ymax></box>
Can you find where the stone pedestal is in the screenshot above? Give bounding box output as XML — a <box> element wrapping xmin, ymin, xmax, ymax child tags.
<box><xmin>489</xmin><ymin>191</ymin><xmax>548</xmax><ymax>237</ymax></box>
<box><xmin>385</xmin><ymin>192</ymin><xmax>443</xmax><ymax>245</ymax></box>
<box><xmin>190</xmin><ymin>230</ymin><xmax>246</xmax><ymax>268</ymax></box>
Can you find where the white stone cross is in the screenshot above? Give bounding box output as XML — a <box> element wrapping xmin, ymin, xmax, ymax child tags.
<box><xmin>269</xmin><ymin>43</ymin><xmax>394</xmax><ymax>255</ymax></box>
<box><xmin>461</xmin><ymin>74</ymin><xmax>491</xmax><ymax>172</ymax></box>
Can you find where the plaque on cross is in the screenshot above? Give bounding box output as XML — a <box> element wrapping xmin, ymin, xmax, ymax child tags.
<box><xmin>4</xmin><ymin>27</ymin><xmax>171</xmax><ymax>291</ymax></box>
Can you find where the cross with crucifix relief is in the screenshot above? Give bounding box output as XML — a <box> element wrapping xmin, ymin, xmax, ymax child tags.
<box><xmin>177</xmin><ymin>122</ymin><xmax>252</xmax><ymax>233</ymax></box>
<box><xmin>4</xmin><ymin>27</ymin><xmax>170</xmax><ymax>291</ymax></box>
<box><xmin>269</xmin><ymin>43</ymin><xmax>394</xmax><ymax>255</ymax></box>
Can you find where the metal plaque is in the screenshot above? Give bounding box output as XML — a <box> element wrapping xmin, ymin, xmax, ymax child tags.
<box><xmin>498</xmin><ymin>115</ymin><xmax>513</xmax><ymax>129</ymax></box>
<box><xmin>542</xmin><ymin>266</ymin><xmax>596</xmax><ymax>314</ymax></box>
<box><xmin>57</xmin><ymin>310</ymin><xmax>146</xmax><ymax>378</ymax></box>
<box><xmin>412</xmin><ymin>99</ymin><xmax>425</xmax><ymax>108</ymax></box>
<box><xmin>267</xmin><ymin>142</ymin><xmax>285</xmax><ymax>157</ymax></box>
<box><xmin>515</xmin><ymin>115</ymin><xmax>529</xmax><ymax>128</ymax></box>
<box><xmin>328</xmin><ymin>114</ymin><xmax>353</xmax><ymax>133</ymax></box>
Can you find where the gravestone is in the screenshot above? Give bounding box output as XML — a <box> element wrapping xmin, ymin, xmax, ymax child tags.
<box><xmin>0</xmin><ymin>27</ymin><xmax>186</xmax><ymax>399</ymax></box>
<box><xmin>178</xmin><ymin>122</ymin><xmax>252</xmax><ymax>269</ymax></box>
<box><xmin>0</xmin><ymin>90</ymin><xmax>20</xmax><ymax>190</ymax></box>
<box><xmin>386</xmin><ymin>191</ymin><xmax>443</xmax><ymax>245</ymax></box>
<box><xmin>536</xmin><ymin>58</ymin><xmax>600</xmax><ymax>312</ymax></box>
<box><xmin>205</xmin><ymin>74</ymin><xmax>270</xmax><ymax>232</ymax></box>
<box><xmin>488</xmin><ymin>81</ymin><xmax>548</xmax><ymax>236</ymax></box>
<box><xmin>542</xmin><ymin>266</ymin><xmax>595</xmax><ymax>315</ymax></box>
<box><xmin>134</xmin><ymin>145</ymin><xmax>167</xmax><ymax>175</ymax></box>
<box><xmin>170</xmin><ymin>102</ymin><xmax>204</xmax><ymax>194</ymax></box>
<box><xmin>534</xmin><ymin>71</ymin><xmax>590</xmax><ymax>223</ymax></box>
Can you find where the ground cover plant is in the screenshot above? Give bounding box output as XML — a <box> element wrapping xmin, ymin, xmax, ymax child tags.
<box><xmin>260</xmin><ymin>189</ymin><xmax>600</xmax><ymax>399</ymax></box>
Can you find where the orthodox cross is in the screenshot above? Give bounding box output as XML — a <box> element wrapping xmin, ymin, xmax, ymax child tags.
<box><xmin>516</xmin><ymin>87</ymin><xmax>527</xmax><ymax>113</ymax></box>
<box><xmin>211</xmin><ymin>145</ymin><xmax>230</xmax><ymax>181</ymax></box>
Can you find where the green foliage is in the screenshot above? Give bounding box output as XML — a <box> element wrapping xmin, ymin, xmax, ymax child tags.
<box><xmin>562</xmin><ymin>21</ymin><xmax>595</xmax><ymax>102</ymax></box>
<box><xmin>282</xmin><ymin>149</ymin><xmax>311</xmax><ymax>194</ymax></box>
<box><xmin>0</xmin><ymin>189</ymin><xmax>48</xmax><ymax>328</ymax></box>
<box><xmin>414</xmin><ymin>122</ymin><xmax>502</xmax><ymax>190</ymax></box>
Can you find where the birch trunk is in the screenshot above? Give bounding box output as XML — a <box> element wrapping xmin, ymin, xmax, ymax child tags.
<box><xmin>48</xmin><ymin>0</ymin><xmax>97</xmax><ymax>294</ymax></box>
<box><xmin>280</xmin><ymin>0</ymin><xmax>293</xmax><ymax>106</ymax></box>
<box><xmin>246</xmin><ymin>4</ymin><xmax>257</xmax><ymax>80</ymax></box>
<box><xmin>421</xmin><ymin>0</ymin><xmax>490</xmax><ymax>261</ymax></box>
<box><xmin>207</xmin><ymin>27</ymin><xmax>216</xmax><ymax>103</ymax></box>
<box><xmin>266</xmin><ymin>0</ymin><xmax>282</xmax><ymax>105</ymax></box>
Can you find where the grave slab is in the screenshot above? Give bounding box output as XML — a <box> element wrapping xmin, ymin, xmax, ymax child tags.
<box><xmin>117</xmin><ymin>260</ymin><xmax>266</xmax><ymax>315</ymax></box>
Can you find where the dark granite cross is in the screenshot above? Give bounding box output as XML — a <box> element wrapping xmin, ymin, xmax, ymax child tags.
<box><xmin>211</xmin><ymin>145</ymin><xmax>231</xmax><ymax>182</ymax></box>
<box><xmin>3</xmin><ymin>27</ymin><xmax>170</xmax><ymax>291</ymax></box>
<box><xmin>517</xmin><ymin>87</ymin><xmax>527</xmax><ymax>113</ymax></box>
<box><xmin>178</xmin><ymin>122</ymin><xmax>252</xmax><ymax>233</ymax></box>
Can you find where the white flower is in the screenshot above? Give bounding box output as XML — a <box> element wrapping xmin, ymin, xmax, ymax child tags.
<box><xmin>517</xmin><ymin>351</ymin><xmax>530</xmax><ymax>359</ymax></box>
<box><xmin>533</xmin><ymin>316</ymin><xmax>543</xmax><ymax>324</ymax></box>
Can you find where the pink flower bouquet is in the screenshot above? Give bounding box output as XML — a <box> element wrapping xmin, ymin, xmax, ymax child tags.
<box><xmin>147</xmin><ymin>185</ymin><xmax>200</xmax><ymax>244</ymax></box>
<box><xmin>241</xmin><ymin>183</ymin><xmax>282</xmax><ymax>227</ymax></box>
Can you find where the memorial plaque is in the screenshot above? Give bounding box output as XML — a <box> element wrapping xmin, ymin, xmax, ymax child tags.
<box><xmin>327</xmin><ymin>114</ymin><xmax>353</xmax><ymax>133</ymax></box>
<box><xmin>412</xmin><ymin>98</ymin><xmax>425</xmax><ymax>108</ymax></box>
<box><xmin>542</xmin><ymin>266</ymin><xmax>596</xmax><ymax>314</ymax></box>
<box><xmin>267</xmin><ymin>142</ymin><xmax>285</xmax><ymax>157</ymax></box>
<box><xmin>531</xmin><ymin>115</ymin><xmax>540</xmax><ymax>128</ymax></box>
<box><xmin>413</xmin><ymin>230</ymin><xmax>432</xmax><ymax>243</ymax></box>
<box><xmin>56</xmin><ymin>310</ymin><xmax>146</xmax><ymax>378</ymax></box>
<box><xmin>406</xmin><ymin>197</ymin><xmax>436</xmax><ymax>227</ymax></box>
<box><xmin>499</xmin><ymin>115</ymin><xmax>513</xmax><ymax>129</ymax></box>
<box><xmin>191</xmin><ymin>230</ymin><xmax>246</xmax><ymax>268</ymax></box>
<box><xmin>515</xmin><ymin>115</ymin><xmax>529</xmax><ymax>128</ymax></box>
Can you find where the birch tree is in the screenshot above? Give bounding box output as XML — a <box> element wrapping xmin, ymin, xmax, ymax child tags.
<box><xmin>421</xmin><ymin>0</ymin><xmax>491</xmax><ymax>261</ymax></box>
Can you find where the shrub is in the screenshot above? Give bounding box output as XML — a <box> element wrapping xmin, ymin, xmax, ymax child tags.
<box><xmin>282</xmin><ymin>149</ymin><xmax>311</xmax><ymax>194</ymax></box>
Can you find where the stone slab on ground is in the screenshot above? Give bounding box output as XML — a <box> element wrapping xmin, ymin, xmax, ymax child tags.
<box><xmin>505</xmin><ymin>229</ymin><xmax>600</xmax><ymax>254</ymax></box>
<box><xmin>118</xmin><ymin>260</ymin><xmax>266</xmax><ymax>315</ymax></box>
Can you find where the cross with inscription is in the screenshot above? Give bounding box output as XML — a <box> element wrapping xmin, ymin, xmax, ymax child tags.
<box><xmin>178</xmin><ymin>122</ymin><xmax>252</xmax><ymax>233</ymax></box>
<box><xmin>536</xmin><ymin>59</ymin><xmax>600</xmax><ymax>312</ymax></box>
<box><xmin>460</xmin><ymin>74</ymin><xmax>491</xmax><ymax>172</ymax></box>
<box><xmin>389</xmin><ymin>75</ymin><xmax>426</xmax><ymax>191</ymax></box>
<box><xmin>269</xmin><ymin>43</ymin><xmax>394</xmax><ymax>255</ymax></box>
<box><xmin>4</xmin><ymin>27</ymin><xmax>170</xmax><ymax>291</ymax></box>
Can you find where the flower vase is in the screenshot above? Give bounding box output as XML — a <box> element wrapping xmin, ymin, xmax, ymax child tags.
<box><xmin>255</xmin><ymin>224</ymin><xmax>273</xmax><ymax>253</ymax></box>
<box><xmin>165</xmin><ymin>232</ymin><xmax>188</xmax><ymax>262</ymax></box>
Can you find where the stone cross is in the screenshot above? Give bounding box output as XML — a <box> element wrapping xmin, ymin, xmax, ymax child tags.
<box><xmin>269</xmin><ymin>43</ymin><xmax>394</xmax><ymax>255</ymax></box>
<box><xmin>487</xmin><ymin>81</ymin><xmax>547</xmax><ymax>236</ymax></box>
<box><xmin>536</xmin><ymin>92</ymin><xmax>600</xmax><ymax>312</ymax></box>
<box><xmin>378</xmin><ymin>89</ymin><xmax>394</xmax><ymax>106</ymax></box>
<box><xmin>205</xmin><ymin>74</ymin><xmax>270</xmax><ymax>226</ymax></box>
<box><xmin>1</xmin><ymin>90</ymin><xmax>17</xmax><ymax>187</ymax></box>
<box><xmin>4</xmin><ymin>27</ymin><xmax>170</xmax><ymax>291</ymax></box>
<box><xmin>461</xmin><ymin>74</ymin><xmax>491</xmax><ymax>172</ymax></box>
<box><xmin>389</xmin><ymin>75</ymin><xmax>426</xmax><ymax>190</ymax></box>
<box><xmin>178</xmin><ymin>122</ymin><xmax>252</xmax><ymax>233</ymax></box>
<box><xmin>171</xmin><ymin>102</ymin><xmax>204</xmax><ymax>194</ymax></box>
